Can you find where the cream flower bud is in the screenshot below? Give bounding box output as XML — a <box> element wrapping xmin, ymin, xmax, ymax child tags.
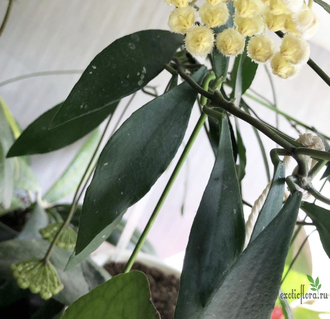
<box><xmin>281</xmin><ymin>0</ymin><xmax>304</xmax><ymax>12</ymax></box>
<box><xmin>206</xmin><ymin>0</ymin><xmax>224</xmax><ymax>5</ymax></box>
<box><xmin>261</xmin><ymin>0</ymin><xmax>270</xmax><ymax>6</ymax></box>
<box><xmin>294</xmin><ymin>5</ymin><xmax>319</xmax><ymax>39</ymax></box>
<box><xmin>247</xmin><ymin>35</ymin><xmax>275</xmax><ymax>63</ymax></box>
<box><xmin>269</xmin><ymin>0</ymin><xmax>291</xmax><ymax>15</ymax></box>
<box><xmin>170</xmin><ymin>0</ymin><xmax>190</xmax><ymax>7</ymax></box>
<box><xmin>280</xmin><ymin>34</ymin><xmax>310</xmax><ymax>65</ymax></box>
<box><xmin>234</xmin><ymin>0</ymin><xmax>265</xmax><ymax>18</ymax></box>
<box><xmin>235</xmin><ymin>15</ymin><xmax>264</xmax><ymax>36</ymax></box>
<box><xmin>200</xmin><ymin>3</ymin><xmax>229</xmax><ymax>28</ymax></box>
<box><xmin>185</xmin><ymin>26</ymin><xmax>215</xmax><ymax>56</ymax></box>
<box><xmin>168</xmin><ymin>7</ymin><xmax>196</xmax><ymax>34</ymax></box>
<box><xmin>265</xmin><ymin>12</ymin><xmax>287</xmax><ymax>31</ymax></box>
<box><xmin>271</xmin><ymin>52</ymin><xmax>299</xmax><ymax>79</ymax></box>
<box><xmin>216</xmin><ymin>28</ymin><xmax>245</xmax><ymax>56</ymax></box>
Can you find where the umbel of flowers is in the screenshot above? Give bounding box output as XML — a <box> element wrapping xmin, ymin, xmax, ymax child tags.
<box><xmin>166</xmin><ymin>0</ymin><xmax>319</xmax><ymax>79</ymax></box>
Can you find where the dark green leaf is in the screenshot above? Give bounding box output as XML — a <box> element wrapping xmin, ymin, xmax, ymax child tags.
<box><xmin>207</xmin><ymin>116</ymin><xmax>220</xmax><ymax>156</ymax></box>
<box><xmin>0</xmin><ymin>102</ymin><xmax>15</xmax><ymax>208</ymax></box>
<box><xmin>68</xmin><ymin>67</ymin><xmax>206</xmax><ymax>269</ymax></box>
<box><xmin>241</xmin><ymin>99</ymin><xmax>271</xmax><ymax>181</ymax></box>
<box><xmin>43</xmin><ymin>129</ymin><xmax>101</xmax><ymax>203</ymax></box>
<box><xmin>228</xmin><ymin>118</ymin><xmax>238</xmax><ymax>162</ymax></box>
<box><xmin>307</xmin><ymin>274</ymin><xmax>314</xmax><ymax>283</ymax></box>
<box><xmin>235</xmin><ymin>120</ymin><xmax>246</xmax><ymax>182</ymax></box>
<box><xmin>232</xmin><ymin>47</ymin><xmax>258</xmax><ymax>106</ymax></box>
<box><xmin>250</xmin><ymin>160</ymin><xmax>286</xmax><ymax>242</ymax></box>
<box><xmin>31</xmin><ymin>298</ymin><xmax>65</xmax><ymax>319</ymax></box>
<box><xmin>60</xmin><ymin>272</ymin><xmax>159</xmax><ymax>319</ymax></box>
<box><xmin>211</xmin><ymin>1</ymin><xmax>234</xmax><ymax>78</ymax></box>
<box><xmin>0</xmin><ymin>222</ymin><xmax>17</xmax><ymax>242</ymax></box>
<box><xmin>301</xmin><ymin>202</ymin><xmax>330</xmax><ymax>258</ymax></box>
<box><xmin>18</xmin><ymin>202</ymin><xmax>49</xmax><ymax>239</ymax></box>
<box><xmin>175</xmin><ymin>116</ymin><xmax>245</xmax><ymax>319</ymax></box>
<box><xmin>315</xmin><ymin>0</ymin><xmax>330</xmax><ymax>13</ymax></box>
<box><xmin>51</xmin><ymin>30</ymin><xmax>183</xmax><ymax>127</ymax></box>
<box><xmin>195</xmin><ymin>192</ymin><xmax>302</xmax><ymax>319</ymax></box>
<box><xmin>0</xmin><ymin>239</ymin><xmax>108</xmax><ymax>305</ymax></box>
<box><xmin>7</xmin><ymin>102</ymin><xmax>117</xmax><ymax>156</ymax></box>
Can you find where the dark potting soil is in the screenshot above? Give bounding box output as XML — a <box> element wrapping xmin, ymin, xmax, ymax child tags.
<box><xmin>104</xmin><ymin>262</ymin><xmax>180</xmax><ymax>319</ymax></box>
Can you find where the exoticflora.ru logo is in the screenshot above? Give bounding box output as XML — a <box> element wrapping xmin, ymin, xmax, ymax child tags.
<box><xmin>280</xmin><ymin>275</ymin><xmax>328</xmax><ymax>304</ymax></box>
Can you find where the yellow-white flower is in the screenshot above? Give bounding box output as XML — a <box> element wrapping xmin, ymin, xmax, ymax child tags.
<box><xmin>271</xmin><ymin>52</ymin><xmax>299</xmax><ymax>79</ymax></box>
<box><xmin>168</xmin><ymin>0</ymin><xmax>190</xmax><ymax>8</ymax></box>
<box><xmin>284</xmin><ymin>15</ymin><xmax>300</xmax><ymax>35</ymax></box>
<box><xmin>281</xmin><ymin>0</ymin><xmax>304</xmax><ymax>12</ymax></box>
<box><xmin>265</xmin><ymin>12</ymin><xmax>287</xmax><ymax>32</ymax></box>
<box><xmin>185</xmin><ymin>26</ymin><xmax>215</xmax><ymax>56</ymax></box>
<box><xmin>235</xmin><ymin>15</ymin><xmax>264</xmax><ymax>36</ymax></box>
<box><xmin>247</xmin><ymin>35</ymin><xmax>275</xmax><ymax>63</ymax></box>
<box><xmin>168</xmin><ymin>7</ymin><xmax>196</xmax><ymax>34</ymax></box>
<box><xmin>200</xmin><ymin>2</ymin><xmax>229</xmax><ymax>28</ymax></box>
<box><xmin>280</xmin><ymin>34</ymin><xmax>310</xmax><ymax>65</ymax></box>
<box><xmin>269</xmin><ymin>0</ymin><xmax>291</xmax><ymax>15</ymax></box>
<box><xmin>234</xmin><ymin>0</ymin><xmax>265</xmax><ymax>18</ymax></box>
<box><xmin>206</xmin><ymin>0</ymin><xmax>225</xmax><ymax>5</ymax></box>
<box><xmin>216</xmin><ymin>28</ymin><xmax>245</xmax><ymax>56</ymax></box>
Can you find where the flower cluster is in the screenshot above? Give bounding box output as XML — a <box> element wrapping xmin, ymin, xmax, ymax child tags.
<box><xmin>166</xmin><ymin>0</ymin><xmax>319</xmax><ymax>79</ymax></box>
<box><xmin>11</xmin><ymin>258</ymin><xmax>64</xmax><ymax>300</ymax></box>
<box><xmin>40</xmin><ymin>223</ymin><xmax>77</xmax><ymax>250</ymax></box>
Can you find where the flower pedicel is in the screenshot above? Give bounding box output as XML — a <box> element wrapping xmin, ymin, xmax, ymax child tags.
<box><xmin>165</xmin><ymin>0</ymin><xmax>319</xmax><ymax>79</ymax></box>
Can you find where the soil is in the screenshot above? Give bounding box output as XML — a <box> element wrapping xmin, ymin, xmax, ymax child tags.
<box><xmin>104</xmin><ymin>262</ymin><xmax>180</xmax><ymax>319</ymax></box>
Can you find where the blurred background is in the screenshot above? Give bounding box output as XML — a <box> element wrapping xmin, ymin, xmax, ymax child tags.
<box><xmin>0</xmin><ymin>0</ymin><xmax>330</xmax><ymax>313</ymax></box>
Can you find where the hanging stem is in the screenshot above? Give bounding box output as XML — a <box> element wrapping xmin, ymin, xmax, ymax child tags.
<box><xmin>123</xmin><ymin>113</ymin><xmax>208</xmax><ymax>273</ymax></box>
<box><xmin>0</xmin><ymin>0</ymin><xmax>14</xmax><ymax>37</ymax></box>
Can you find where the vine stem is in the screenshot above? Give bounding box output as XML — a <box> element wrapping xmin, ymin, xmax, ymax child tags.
<box><xmin>123</xmin><ymin>113</ymin><xmax>207</xmax><ymax>273</ymax></box>
<box><xmin>0</xmin><ymin>0</ymin><xmax>13</xmax><ymax>37</ymax></box>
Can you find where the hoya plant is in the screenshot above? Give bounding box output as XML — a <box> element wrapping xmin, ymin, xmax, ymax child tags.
<box><xmin>1</xmin><ymin>0</ymin><xmax>330</xmax><ymax>318</ymax></box>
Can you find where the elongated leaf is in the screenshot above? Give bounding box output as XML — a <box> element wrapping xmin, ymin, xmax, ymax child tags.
<box><xmin>0</xmin><ymin>103</ymin><xmax>14</xmax><ymax>208</ymax></box>
<box><xmin>0</xmin><ymin>239</ymin><xmax>109</xmax><ymax>305</ymax></box>
<box><xmin>61</xmin><ymin>272</ymin><xmax>159</xmax><ymax>319</ymax></box>
<box><xmin>211</xmin><ymin>1</ymin><xmax>234</xmax><ymax>78</ymax></box>
<box><xmin>51</xmin><ymin>30</ymin><xmax>183</xmax><ymax>127</ymax></box>
<box><xmin>175</xmin><ymin>116</ymin><xmax>245</xmax><ymax>319</ymax></box>
<box><xmin>241</xmin><ymin>99</ymin><xmax>271</xmax><ymax>181</ymax></box>
<box><xmin>196</xmin><ymin>192</ymin><xmax>302</xmax><ymax>319</ymax></box>
<box><xmin>321</xmin><ymin>162</ymin><xmax>330</xmax><ymax>179</ymax></box>
<box><xmin>235</xmin><ymin>120</ymin><xmax>246</xmax><ymax>182</ymax></box>
<box><xmin>301</xmin><ymin>202</ymin><xmax>330</xmax><ymax>258</ymax></box>
<box><xmin>43</xmin><ymin>129</ymin><xmax>101</xmax><ymax>203</ymax></box>
<box><xmin>232</xmin><ymin>47</ymin><xmax>258</xmax><ymax>106</ymax></box>
<box><xmin>68</xmin><ymin>67</ymin><xmax>206</xmax><ymax>269</ymax></box>
<box><xmin>250</xmin><ymin>160</ymin><xmax>285</xmax><ymax>242</ymax></box>
<box><xmin>0</xmin><ymin>222</ymin><xmax>17</xmax><ymax>242</ymax></box>
<box><xmin>18</xmin><ymin>202</ymin><xmax>49</xmax><ymax>239</ymax></box>
<box><xmin>8</xmin><ymin>102</ymin><xmax>117</xmax><ymax>156</ymax></box>
<box><xmin>315</xmin><ymin>0</ymin><xmax>330</xmax><ymax>13</ymax></box>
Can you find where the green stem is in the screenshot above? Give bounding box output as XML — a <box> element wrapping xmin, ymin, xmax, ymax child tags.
<box><xmin>295</xmin><ymin>148</ymin><xmax>330</xmax><ymax>161</ymax></box>
<box><xmin>42</xmin><ymin>114</ymin><xmax>114</xmax><ymax>263</ymax></box>
<box><xmin>200</xmin><ymin>73</ymin><xmax>216</xmax><ymax>106</ymax></box>
<box><xmin>308</xmin><ymin>160</ymin><xmax>327</xmax><ymax>180</ymax></box>
<box><xmin>307</xmin><ymin>184</ymin><xmax>330</xmax><ymax>205</ymax></box>
<box><xmin>244</xmin><ymin>92</ymin><xmax>330</xmax><ymax>141</ymax></box>
<box><xmin>0</xmin><ymin>0</ymin><xmax>14</xmax><ymax>37</ymax></box>
<box><xmin>123</xmin><ymin>113</ymin><xmax>208</xmax><ymax>273</ymax></box>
